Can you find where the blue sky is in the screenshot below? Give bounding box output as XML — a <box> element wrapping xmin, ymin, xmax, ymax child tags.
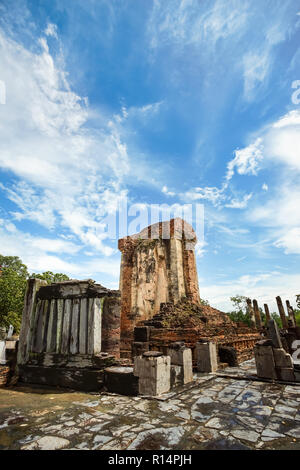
<box><xmin>0</xmin><ymin>0</ymin><xmax>300</xmax><ymax>312</ymax></box>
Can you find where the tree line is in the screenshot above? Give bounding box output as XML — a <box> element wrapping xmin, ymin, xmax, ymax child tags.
<box><xmin>0</xmin><ymin>254</ymin><xmax>69</xmax><ymax>333</ymax></box>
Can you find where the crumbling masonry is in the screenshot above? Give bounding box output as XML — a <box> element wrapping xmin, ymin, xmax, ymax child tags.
<box><xmin>12</xmin><ymin>218</ymin><xmax>261</xmax><ymax>392</ymax></box>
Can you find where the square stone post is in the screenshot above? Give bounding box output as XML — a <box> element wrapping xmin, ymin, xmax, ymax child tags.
<box><xmin>254</xmin><ymin>341</ymin><xmax>277</xmax><ymax>380</ymax></box>
<box><xmin>195</xmin><ymin>341</ymin><xmax>218</xmax><ymax>373</ymax></box>
<box><xmin>133</xmin><ymin>351</ymin><xmax>171</xmax><ymax>396</ymax></box>
<box><xmin>167</xmin><ymin>342</ymin><xmax>193</xmax><ymax>384</ymax></box>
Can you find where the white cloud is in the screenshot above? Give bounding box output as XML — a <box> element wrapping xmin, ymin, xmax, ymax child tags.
<box><xmin>201</xmin><ymin>272</ymin><xmax>300</xmax><ymax>312</ymax></box>
<box><xmin>44</xmin><ymin>23</ymin><xmax>58</xmax><ymax>39</ymax></box>
<box><xmin>262</xmin><ymin>183</ymin><xmax>268</xmax><ymax>191</ymax></box>
<box><xmin>243</xmin><ymin>52</ymin><xmax>270</xmax><ymax>100</ymax></box>
<box><xmin>225</xmin><ymin>193</ymin><xmax>252</xmax><ymax>209</ymax></box>
<box><xmin>0</xmin><ymin>221</ymin><xmax>120</xmax><ymax>280</ymax></box>
<box><xmin>0</xmin><ymin>25</ymin><xmax>132</xmax><ymax>256</ymax></box>
<box><xmin>226</xmin><ymin>138</ymin><xmax>264</xmax><ymax>181</ymax></box>
<box><xmin>274</xmin><ymin>228</ymin><xmax>300</xmax><ymax>255</ymax></box>
<box><xmin>148</xmin><ymin>0</ymin><xmax>249</xmax><ymax>50</ymax></box>
<box><xmin>162</xmin><ymin>185</ymin><xmax>175</xmax><ymax>197</ymax></box>
<box><xmin>181</xmin><ymin>185</ymin><xmax>226</xmax><ymax>206</ymax></box>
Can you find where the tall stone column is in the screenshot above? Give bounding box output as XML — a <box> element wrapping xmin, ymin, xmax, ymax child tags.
<box><xmin>286</xmin><ymin>300</ymin><xmax>296</xmax><ymax>327</ymax></box>
<box><xmin>118</xmin><ymin>238</ymin><xmax>135</xmax><ymax>358</ymax></box>
<box><xmin>253</xmin><ymin>299</ymin><xmax>262</xmax><ymax>329</ymax></box>
<box><xmin>17</xmin><ymin>278</ymin><xmax>47</xmax><ymax>366</ymax></box>
<box><xmin>264</xmin><ymin>304</ymin><xmax>271</xmax><ymax>324</ymax></box>
<box><xmin>246</xmin><ymin>298</ymin><xmax>256</xmax><ymax>328</ymax></box>
<box><xmin>276</xmin><ymin>296</ymin><xmax>288</xmax><ymax>329</ymax></box>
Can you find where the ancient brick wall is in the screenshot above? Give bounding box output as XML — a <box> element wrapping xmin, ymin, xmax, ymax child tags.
<box><xmin>118</xmin><ymin>218</ymin><xmax>201</xmax><ymax>358</ymax></box>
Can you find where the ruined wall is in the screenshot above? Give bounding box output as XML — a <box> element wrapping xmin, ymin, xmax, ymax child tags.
<box><xmin>134</xmin><ymin>300</ymin><xmax>260</xmax><ymax>364</ymax></box>
<box><xmin>17</xmin><ymin>279</ymin><xmax>120</xmax><ymax>390</ymax></box>
<box><xmin>118</xmin><ymin>218</ymin><xmax>200</xmax><ymax>358</ymax></box>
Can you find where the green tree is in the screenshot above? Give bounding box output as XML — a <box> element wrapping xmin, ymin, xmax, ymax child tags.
<box><xmin>270</xmin><ymin>311</ymin><xmax>282</xmax><ymax>328</ymax></box>
<box><xmin>226</xmin><ymin>295</ymin><xmax>253</xmax><ymax>327</ymax></box>
<box><xmin>30</xmin><ymin>271</ymin><xmax>70</xmax><ymax>284</ymax></box>
<box><xmin>0</xmin><ymin>256</ymin><xmax>28</xmax><ymax>333</ymax></box>
<box><xmin>0</xmin><ymin>255</ymin><xmax>29</xmax><ymax>278</ymax></box>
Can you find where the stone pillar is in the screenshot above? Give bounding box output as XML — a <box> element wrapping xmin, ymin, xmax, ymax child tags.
<box><xmin>286</xmin><ymin>300</ymin><xmax>296</xmax><ymax>328</ymax></box>
<box><xmin>182</xmin><ymin>247</ymin><xmax>200</xmax><ymax>304</ymax></box>
<box><xmin>254</xmin><ymin>341</ymin><xmax>277</xmax><ymax>380</ymax></box>
<box><xmin>133</xmin><ymin>351</ymin><xmax>171</xmax><ymax>396</ymax></box>
<box><xmin>246</xmin><ymin>298</ymin><xmax>256</xmax><ymax>328</ymax></box>
<box><xmin>167</xmin><ymin>342</ymin><xmax>193</xmax><ymax>384</ymax></box>
<box><xmin>0</xmin><ymin>341</ymin><xmax>6</xmax><ymax>365</ymax></box>
<box><xmin>17</xmin><ymin>278</ymin><xmax>47</xmax><ymax>366</ymax></box>
<box><xmin>195</xmin><ymin>341</ymin><xmax>218</xmax><ymax>373</ymax></box>
<box><xmin>276</xmin><ymin>296</ymin><xmax>288</xmax><ymax>329</ymax></box>
<box><xmin>118</xmin><ymin>239</ymin><xmax>135</xmax><ymax>358</ymax></box>
<box><xmin>264</xmin><ymin>304</ymin><xmax>271</xmax><ymax>324</ymax></box>
<box><xmin>266</xmin><ymin>319</ymin><xmax>282</xmax><ymax>348</ymax></box>
<box><xmin>102</xmin><ymin>296</ymin><xmax>121</xmax><ymax>357</ymax></box>
<box><xmin>253</xmin><ymin>299</ymin><xmax>262</xmax><ymax>329</ymax></box>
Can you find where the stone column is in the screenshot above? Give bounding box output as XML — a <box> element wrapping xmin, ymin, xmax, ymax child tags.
<box><xmin>102</xmin><ymin>296</ymin><xmax>121</xmax><ymax>357</ymax></box>
<box><xmin>253</xmin><ymin>299</ymin><xmax>262</xmax><ymax>329</ymax></box>
<box><xmin>264</xmin><ymin>304</ymin><xmax>271</xmax><ymax>324</ymax></box>
<box><xmin>286</xmin><ymin>300</ymin><xmax>296</xmax><ymax>328</ymax></box>
<box><xmin>118</xmin><ymin>238</ymin><xmax>135</xmax><ymax>358</ymax></box>
<box><xmin>276</xmin><ymin>296</ymin><xmax>288</xmax><ymax>329</ymax></box>
<box><xmin>17</xmin><ymin>278</ymin><xmax>47</xmax><ymax>366</ymax></box>
<box><xmin>266</xmin><ymin>319</ymin><xmax>282</xmax><ymax>348</ymax></box>
<box><xmin>133</xmin><ymin>351</ymin><xmax>171</xmax><ymax>396</ymax></box>
<box><xmin>246</xmin><ymin>298</ymin><xmax>256</xmax><ymax>328</ymax></box>
<box><xmin>195</xmin><ymin>341</ymin><xmax>218</xmax><ymax>373</ymax></box>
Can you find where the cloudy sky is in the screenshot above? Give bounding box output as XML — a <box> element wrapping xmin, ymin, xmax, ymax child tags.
<box><xmin>0</xmin><ymin>0</ymin><xmax>300</xmax><ymax>312</ymax></box>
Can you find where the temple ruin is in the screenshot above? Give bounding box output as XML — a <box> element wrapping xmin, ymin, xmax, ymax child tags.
<box><xmin>1</xmin><ymin>217</ymin><xmax>299</xmax><ymax>395</ymax></box>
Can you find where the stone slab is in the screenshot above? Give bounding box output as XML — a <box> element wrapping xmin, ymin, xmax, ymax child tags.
<box><xmin>18</xmin><ymin>365</ymin><xmax>104</xmax><ymax>392</ymax></box>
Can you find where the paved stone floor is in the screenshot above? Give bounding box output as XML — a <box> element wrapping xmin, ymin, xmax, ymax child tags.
<box><xmin>0</xmin><ymin>360</ymin><xmax>300</xmax><ymax>450</ymax></box>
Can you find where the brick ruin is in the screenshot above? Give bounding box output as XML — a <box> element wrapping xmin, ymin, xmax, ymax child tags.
<box><xmin>118</xmin><ymin>218</ymin><xmax>260</xmax><ymax>364</ymax></box>
<box><xmin>6</xmin><ymin>217</ymin><xmax>296</xmax><ymax>393</ymax></box>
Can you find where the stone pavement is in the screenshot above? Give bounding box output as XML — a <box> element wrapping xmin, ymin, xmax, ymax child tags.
<box><xmin>0</xmin><ymin>360</ymin><xmax>300</xmax><ymax>450</ymax></box>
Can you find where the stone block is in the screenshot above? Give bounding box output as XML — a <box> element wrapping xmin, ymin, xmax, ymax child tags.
<box><xmin>254</xmin><ymin>344</ymin><xmax>277</xmax><ymax>380</ymax></box>
<box><xmin>276</xmin><ymin>367</ymin><xmax>295</xmax><ymax>382</ymax></box>
<box><xmin>273</xmin><ymin>348</ymin><xmax>293</xmax><ymax>368</ymax></box>
<box><xmin>170</xmin><ymin>365</ymin><xmax>183</xmax><ymax>388</ymax></box>
<box><xmin>104</xmin><ymin>366</ymin><xmax>138</xmax><ymax>396</ymax></box>
<box><xmin>134</xmin><ymin>326</ymin><xmax>151</xmax><ymax>342</ymax></box>
<box><xmin>196</xmin><ymin>341</ymin><xmax>218</xmax><ymax>373</ymax></box>
<box><xmin>266</xmin><ymin>320</ymin><xmax>282</xmax><ymax>348</ymax></box>
<box><xmin>18</xmin><ymin>365</ymin><xmax>104</xmax><ymax>391</ymax></box>
<box><xmin>167</xmin><ymin>345</ymin><xmax>193</xmax><ymax>384</ymax></box>
<box><xmin>133</xmin><ymin>354</ymin><xmax>170</xmax><ymax>396</ymax></box>
<box><xmin>132</xmin><ymin>341</ymin><xmax>149</xmax><ymax>358</ymax></box>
